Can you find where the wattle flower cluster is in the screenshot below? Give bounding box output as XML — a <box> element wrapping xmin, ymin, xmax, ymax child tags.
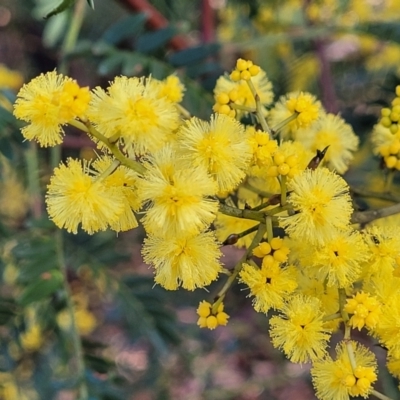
<box><xmin>13</xmin><ymin>59</ymin><xmax>400</xmax><ymax>400</ymax></box>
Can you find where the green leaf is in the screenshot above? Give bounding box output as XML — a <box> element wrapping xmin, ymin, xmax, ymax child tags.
<box><xmin>100</xmin><ymin>14</ymin><xmax>147</xmax><ymax>45</ymax></box>
<box><xmin>0</xmin><ymin>136</ymin><xmax>14</xmax><ymax>160</ymax></box>
<box><xmin>168</xmin><ymin>43</ymin><xmax>220</xmax><ymax>67</ymax></box>
<box><xmin>17</xmin><ymin>270</ymin><xmax>64</xmax><ymax>307</ymax></box>
<box><xmin>0</xmin><ymin>104</ymin><xmax>16</xmax><ymax>125</ymax></box>
<box><xmin>148</xmin><ymin>59</ymin><xmax>168</xmax><ymax>79</ymax></box>
<box><xmin>186</xmin><ymin>61</ymin><xmax>223</xmax><ymax>79</ymax></box>
<box><xmin>136</xmin><ymin>26</ymin><xmax>176</xmax><ymax>54</ymax></box>
<box><xmin>87</xmin><ymin>0</ymin><xmax>95</xmax><ymax>9</ymax></box>
<box><xmin>44</xmin><ymin>0</ymin><xmax>75</xmax><ymax>19</ymax></box>
<box><xmin>121</xmin><ymin>53</ymin><xmax>147</xmax><ymax>76</ymax></box>
<box><xmin>97</xmin><ymin>52</ymin><xmax>127</xmax><ymax>76</ymax></box>
<box><xmin>43</xmin><ymin>11</ymin><xmax>69</xmax><ymax>48</ymax></box>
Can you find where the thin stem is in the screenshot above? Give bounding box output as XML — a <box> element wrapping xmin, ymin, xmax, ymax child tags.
<box><xmin>351</xmin><ymin>187</ymin><xmax>400</xmax><ymax>203</ymax></box>
<box><xmin>230</xmin><ymin>103</ymin><xmax>257</xmax><ymax>113</ymax></box>
<box><xmin>68</xmin><ymin>119</ymin><xmax>147</xmax><ymax>175</ymax></box>
<box><xmin>384</xmin><ymin>170</ymin><xmax>395</xmax><ymax>192</ymax></box>
<box><xmin>267</xmin><ymin>203</ymin><xmax>292</xmax><ymax>216</ymax></box>
<box><xmin>246</xmin><ymin>79</ymin><xmax>272</xmax><ymax>135</ymax></box>
<box><xmin>242</xmin><ymin>181</ymin><xmax>274</xmax><ymax>198</ymax></box>
<box><xmin>218</xmin><ymin>203</ymin><xmax>265</xmax><ymax>222</ymax></box>
<box><xmin>232</xmin><ymin>224</ymin><xmax>260</xmax><ymax>241</ymax></box>
<box><xmin>24</xmin><ymin>142</ymin><xmax>42</xmax><ymax>218</ymax></box>
<box><xmin>323</xmin><ymin>312</ymin><xmax>341</xmax><ymax>322</ymax></box>
<box><xmin>55</xmin><ymin>233</ymin><xmax>88</xmax><ymax>400</ymax></box>
<box><xmin>339</xmin><ymin>288</ymin><xmax>349</xmax><ymax>323</ymax></box>
<box><xmin>271</xmin><ymin>113</ymin><xmax>298</xmax><ymax>136</ymax></box>
<box><xmin>266</xmin><ymin>216</ymin><xmax>273</xmax><ymax>242</ymax></box>
<box><xmin>59</xmin><ymin>0</ymin><xmax>87</xmax><ymax>75</ymax></box>
<box><xmin>95</xmin><ymin>159</ymin><xmax>121</xmax><ymax>181</ymax></box>
<box><xmin>351</xmin><ymin>202</ymin><xmax>400</xmax><ymax>224</ymax></box>
<box><xmin>345</xmin><ymin>339</ymin><xmax>357</xmax><ymax>371</ymax></box>
<box><xmin>280</xmin><ymin>175</ymin><xmax>287</xmax><ymax>206</ymax></box>
<box><xmin>55</xmin><ymin>3</ymin><xmax>88</xmax><ymax>399</ymax></box>
<box><xmin>177</xmin><ymin>104</ymin><xmax>191</xmax><ymax>119</ymax></box>
<box><xmin>252</xmin><ymin>200</ymin><xmax>272</xmax><ymax>211</ymax></box>
<box><xmin>370</xmin><ymin>390</ymin><xmax>394</xmax><ymax>400</ymax></box>
<box><xmin>212</xmin><ymin>223</ymin><xmax>266</xmax><ymax>313</ymax></box>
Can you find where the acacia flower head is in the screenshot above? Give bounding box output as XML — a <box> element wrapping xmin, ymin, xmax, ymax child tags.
<box><xmin>269</xmin><ymin>294</ymin><xmax>331</xmax><ymax>363</ymax></box>
<box><xmin>88</xmin><ymin>76</ymin><xmax>180</xmax><ymax>156</ymax></box>
<box><xmin>311</xmin><ymin>341</ymin><xmax>378</xmax><ymax>400</ymax></box>
<box><xmin>92</xmin><ymin>156</ymin><xmax>142</xmax><ymax>232</ymax></box>
<box><xmin>268</xmin><ymin>91</ymin><xmax>323</xmax><ymax>137</ymax></box>
<box><xmin>239</xmin><ymin>262</ymin><xmax>297</xmax><ymax>313</ymax></box>
<box><xmin>46</xmin><ymin>158</ymin><xmax>125</xmax><ymax>234</ymax></box>
<box><xmin>13</xmin><ymin>71</ymin><xmax>90</xmax><ymax>146</ymax></box>
<box><xmin>139</xmin><ymin>146</ymin><xmax>218</xmax><ymax>237</ymax></box>
<box><xmin>142</xmin><ymin>231</ymin><xmax>222</xmax><ymax>291</ymax></box>
<box><xmin>373</xmin><ymin>292</ymin><xmax>400</xmax><ymax>358</ymax></box>
<box><xmin>362</xmin><ymin>225</ymin><xmax>400</xmax><ymax>278</ymax></box>
<box><xmin>155</xmin><ymin>74</ymin><xmax>185</xmax><ymax>103</ymax></box>
<box><xmin>279</xmin><ymin>167</ymin><xmax>353</xmax><ymax>245</ymax></box>
<box><xmin>298</xmin><ymin>113</ymin><xmax>360</xmax><ymax>174</ymax></box>
<box><xmin>176</xmin><ymin>114</ymin><xmax>252</xmax><ymax>193</ymax></box>
<box><xmin>307</xmin><ymin>229</ymin><xmax>369</xmax><ymax>288</ymax></box>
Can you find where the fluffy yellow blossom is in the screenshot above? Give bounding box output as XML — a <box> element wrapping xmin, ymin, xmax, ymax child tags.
<box><xmin>239</xmin><ymin>262</ymin><xmax>297</xmax><ymax>312</ymax></box>
<box><xmin>197</xmin><ymin>300</ymin><xmax>229</xmax><ymax>329</ymax></box>
<box><xmin>13</xmin><ymin>71</ymin><xmax>90</xmax><ymax>146</ymax></box>
<box><xmin>268</xmin><ymin>91</ymin><xmax>322</xmax><ymax>138</ymax></box>
<box><xmin>298</xmin><ymin>113</ymin><xmax>360</xmax><ymax>174</ymax></box>
<box><xmin>387</xmin><ymin>355</ymin><xmax>400</xmax><ymax>379</ymax></box>
<box><xmin>155</xmin><ymin>74</ymin><xmax>185</xmax><ymax>103</ymax></box>
<box><xmin>142</xmin><ymin>231</ymin><xmax>222</xmax><ymax>291</ymax></box>
<box><xmin>139</xmin><ymin>147</ymin><xmax>218</xmax><ymax>237</ymax></box>
<box><xmin>373</xmin><ymin>292</ymin><xmax>400</xmax><ymax>358</ymax></box>
<box><xmin>306</xmin><ymin>230</ymin><xmax>369</xmax><ymax>288</ymax></box>
<box><xmin>295</xmin><ymin>272</ymin><xmax>340</xmax><ymax>331</ymax></box>
<box><xmin>92</xmin><ymin>156</ymin><xmax>141</xmax><ymax>232</ymax></box>
<box><xmin>269</xmin><ymin>294</ymin><xmax>331</xmax><ymax>363</ymax></box>
<box><xmin>311</xmin><ymin>341</ymin><xmax>378</xmax><ymax>400</ymax></box>
<box><xmin>176</xmin><ymin>114</ymin><xmax>252</xmax><ymax>193</ymax></box>
<box><xmin>280</xmin><ymin>168</ymin><xmax>353</xmax><ymax>245</ymax></box>
<box><xmin>362</xmin><ymin>225</ymin><xmax>400</xmax><ymax>279</ymax></box>
<box><xmin>46</xmin><ymin>158</ymin><xmax>125</xmax><ymax>234</ymax></box>
<box><xmin>88</xmin><ymin>76</ymin><xmax>180</xmax><ymax>156</ymax></box>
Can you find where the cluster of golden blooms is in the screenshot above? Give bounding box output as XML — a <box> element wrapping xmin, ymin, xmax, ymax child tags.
<box><xmin>12</xmin><ymin>57</ymin><xmax>400</xmax><ymax>400</ymax></box>
<box><xmin>371</xmin><ymin>86</ymin><xmax>400</xmax><ymax>170</ymax></box>
<box><xmin>196</xmin><ymin>300</ymin><xmax>229</xmax><ymax>330</ymax></box>
<box><xmin>213</xmin><ymin>58</ymin><xmax>273</xmax><ymax>119</ymax></box>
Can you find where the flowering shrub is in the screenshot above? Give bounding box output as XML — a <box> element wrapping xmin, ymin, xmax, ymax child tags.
<box><xmin>12</xmin><ymin>55</ymin><xmax>400</xmax><ymax>399</ymax></box>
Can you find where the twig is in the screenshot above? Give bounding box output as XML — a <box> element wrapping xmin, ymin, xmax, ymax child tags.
<box><xmin>351</xmin><ymin>203</ymin><xmax>400</xmax><ymax>224</ymax></box>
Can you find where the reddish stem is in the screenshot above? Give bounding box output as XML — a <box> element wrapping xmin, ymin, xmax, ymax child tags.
<box><xmin>201</xmin><ymin>0</ymin><xmax>215</xmax><ymax>43</ymax></box>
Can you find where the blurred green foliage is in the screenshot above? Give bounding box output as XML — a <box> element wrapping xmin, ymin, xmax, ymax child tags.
<box><xmin>1</xmin><ymin>0</ymin><xmax>400</xmax><ymax>399</ymax></box>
